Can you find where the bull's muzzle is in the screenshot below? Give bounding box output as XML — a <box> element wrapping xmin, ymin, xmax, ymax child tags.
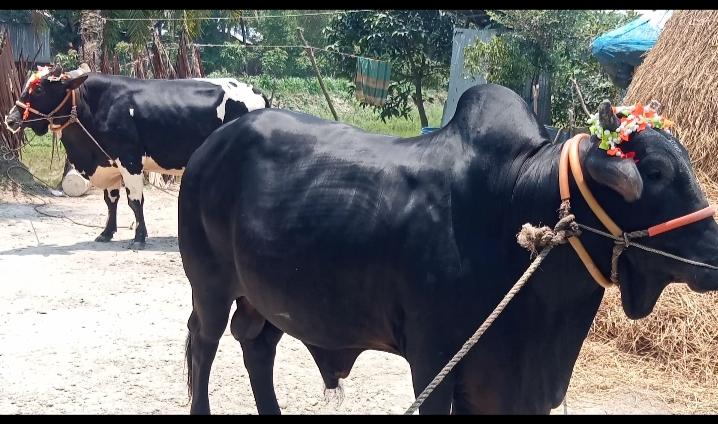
<box><xmin>4</xmin><ymin>106</ymin><xmax>22</xmax><ymax>134</ymax></box>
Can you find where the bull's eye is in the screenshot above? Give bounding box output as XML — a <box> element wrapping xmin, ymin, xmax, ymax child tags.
<box><xmin>647</xmin><ymin>169</ymin><xmax>662</xmax><ymax>181</ymax></box>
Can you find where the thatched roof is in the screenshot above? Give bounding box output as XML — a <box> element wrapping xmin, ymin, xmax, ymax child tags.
<box><xmin>624</xmin><ymin>10</ymin><xmax>718</xmax><ymax>181</ymax></box>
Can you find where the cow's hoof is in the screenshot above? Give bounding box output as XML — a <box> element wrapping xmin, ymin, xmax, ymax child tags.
<box><xmin>127</xmin><ymin>240</ymin><xmax>146</xmax><ymax>250</ymax></box>
<box><xmin>95</xmin><ymin>233</ymin><xmax>113</xmax><ymax>242</ymax></box>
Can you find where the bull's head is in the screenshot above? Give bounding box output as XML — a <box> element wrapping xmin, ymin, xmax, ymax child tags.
<box><xmin>579</xmin><ymin>100</ymin><xmax>718</xmax><ymax>319</ymax></box>
<box><xmin>4</xmin><ymin>64</ymin><xmax>88</xmax><ymax>136</ymax></box>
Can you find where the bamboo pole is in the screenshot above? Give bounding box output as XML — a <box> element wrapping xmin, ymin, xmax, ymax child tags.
<box><xmin>296</xmin><ymin>27</ymin><xmax>339</xmax><ymax>121</ymax></box>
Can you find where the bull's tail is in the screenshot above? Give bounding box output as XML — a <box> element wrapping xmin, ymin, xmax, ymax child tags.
<box><xmin>185</xmin><ymin>331</ymin><xmax>193</xmax><ymax>403</ymax></box>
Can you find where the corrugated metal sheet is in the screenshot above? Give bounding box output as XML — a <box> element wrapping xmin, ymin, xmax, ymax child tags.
<box><xmin>441</xmin><ymin>27</ymin><xmax>496</xmax><ymax>127</ymax></box>
<box><xmin>0</xmin><ymin>22</ymin><xmax>51</xmax><ymax>63</ymax></box>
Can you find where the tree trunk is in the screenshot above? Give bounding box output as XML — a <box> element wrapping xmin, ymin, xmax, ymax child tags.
<box><xmin>521</xmin><ymin>75</ymin><xmax>534</xmax><ymax>107</ymax></box>
<box><xmin>79</xmin><ymin>10</ymin><xmax>104</xmax><ymax>72</ymax></box>
<box><xmin>413</xmin><ymin>77</ymin><xmax>429</xmax><ymax>128</ymax></box>
<box><xmin>536</xmin><ymin>70</ymin><xmax>552</xmax><ymax>126</ymax></box>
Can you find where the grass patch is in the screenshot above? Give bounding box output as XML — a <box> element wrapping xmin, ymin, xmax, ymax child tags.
<box><xmin>18</xmin><ymin>130</ymin><xmax>65</xmax><ymax>188</ymax></box>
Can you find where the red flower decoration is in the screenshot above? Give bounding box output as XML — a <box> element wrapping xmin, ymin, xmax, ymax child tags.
<box><xmin>633</xmin><ymin>102</ymin><xmax>644</xmax><ymax>116</ymax></box>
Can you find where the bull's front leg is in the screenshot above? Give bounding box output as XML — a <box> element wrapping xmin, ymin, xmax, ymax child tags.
<box><xmin>95</xmin><ymin>188</ymin><xmax>121</xmax><ymax>242</ymax></box>
<box><xmin>118</xmin><ymin>158</ymin><xmax>147</xmax><ymax>250</ymax></box>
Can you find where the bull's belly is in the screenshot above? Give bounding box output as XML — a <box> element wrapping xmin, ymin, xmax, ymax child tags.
<box><xmin>87</xmin><ymin>156</ymin><xmax>185</xmax><ymax>189</ymax></box>
<box><xmin>237</xmin><ymin>264</ymin><xmax>401</xmax><ymax>353</ymax></box>
<box><xmin>143</xmin><ymin>156</ymin><xmax>185</xmax><ymax>176</ymax></box>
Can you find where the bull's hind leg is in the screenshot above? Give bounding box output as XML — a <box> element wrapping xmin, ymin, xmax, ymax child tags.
<box><xmin>118</xmin><ymin>160</ymin><xmax>147</xmax><ymax>249</ymax></box>
<box><xmin>186</xmin><ymin>291</ymin><xmax>233</xmax><ymax>415</ymax></box>
<box><xmin>230</xmin><ymin>297</ymin><xmax>284</xmax><ymax>415</ymax></box>
<box><xmin>95</xmin><ymin>188</ymin><xmax>120</xmax><ymax>242</ymax></box>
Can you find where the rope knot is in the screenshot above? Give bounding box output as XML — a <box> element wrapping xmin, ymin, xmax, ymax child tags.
<box><xmin>517</xmin><ymin>214</ymin><xmax>581</xmax><ymax>256</ymax></box>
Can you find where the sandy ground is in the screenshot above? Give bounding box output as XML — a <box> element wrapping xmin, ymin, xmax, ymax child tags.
<box><xmin>0</xmin><ymin>186</ymin><xmax>676</xmax><ymax>414</ymax></box>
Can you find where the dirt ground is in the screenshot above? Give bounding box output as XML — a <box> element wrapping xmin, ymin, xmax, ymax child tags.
<box><xmin>0</xmin><ymin>186</ymin><xmax>677</xmax><ymax>414</ymax></box>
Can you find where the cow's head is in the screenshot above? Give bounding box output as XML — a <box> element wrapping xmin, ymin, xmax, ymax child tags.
<box><xmin>4</xmin><ymin>64</ymin><xmax>88</xmax><ymax>136</ymax></box>
<box><xmin>578</xmin><ymin>100</ymin><xmax>718</xmax><ymax>319</ymax></box>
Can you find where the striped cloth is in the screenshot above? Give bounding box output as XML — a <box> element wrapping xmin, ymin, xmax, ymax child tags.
<box><xmin>355</xmin><ymin>57</ymin><xmax>392</xmax><ymax>106</ymax></box>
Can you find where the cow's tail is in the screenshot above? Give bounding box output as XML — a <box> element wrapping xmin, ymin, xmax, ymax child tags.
<box><xmin>185</xmin><ymin>331</ymin><xmax>193</xmax><ymax>403</ymax></box>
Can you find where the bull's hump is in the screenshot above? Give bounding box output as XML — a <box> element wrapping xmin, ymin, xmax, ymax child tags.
<box><xmin>192</xmin><ymin>78</ymin><xmax>266</xmax><ymax>121</ymax></box>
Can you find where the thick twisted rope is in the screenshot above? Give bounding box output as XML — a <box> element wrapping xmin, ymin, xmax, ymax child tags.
<box><xmin>403</xmin><ymin>215</ymin><xmax>580</xmax><ymax>415</ymax></box>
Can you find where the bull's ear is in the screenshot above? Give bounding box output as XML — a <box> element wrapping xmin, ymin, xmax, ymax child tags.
<box><xmin>581</xmin><ymin>140</ymin><xmax>643</xmax><ymax>202</ymax></box>
<box><xmin>51</xmin><ymin>63</ymin><xmax>63</xmax><ymax>78</ymax></box>
<box><xmin>62</xmin><ymin>74</ymin><xmax>88</xmax><ymax>91</ymax></box>
<box><xmin>598</xmin><ymin>100</ymin><xmax>620</xmax><ymax>131</ymax></box>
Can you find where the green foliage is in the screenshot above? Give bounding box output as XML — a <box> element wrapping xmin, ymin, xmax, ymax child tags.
<box><xmin>46</xmin><ymin>10</ymin><xmax>81</xmax><ymax>54</ymax></box>
<box><xmin>464</xmin><ymin>10</ymin><xmax>638</xmax><ymax>127</ymax></box>
<box><xmin>261</xmin><ymin>48</ymin><xmax>289</xmax><ymax>76</ymax></box>
<box><xmin>324</xmin><ymin>10</ymin><xmax>456</xmax><ymax>125</ymax></box>
<box><xmin>54</xmin><ymin>48</ymin><xmax>79</xmax><ymax>70</ymax></box>
<box><xmin>101</xmin><ymin>10</ymin><xmax>154</xmax><ymax>53</ymax></box>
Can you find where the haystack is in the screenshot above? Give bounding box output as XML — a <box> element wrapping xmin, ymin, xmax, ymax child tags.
<box><xmin>588</xmin><ymin>11</ymin><xmax>718</xmax><ymax>402</ymax></box>
<box><xmin>624</xmin><ymin>10</ymin><xmax>718</xmax><ymax>180</ymax></box>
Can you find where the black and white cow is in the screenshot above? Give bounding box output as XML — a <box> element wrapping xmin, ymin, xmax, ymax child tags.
<box><xmin>4</xmin><ymin>64</ymin><xmax>268</xmax><ymax>248</ymax></box>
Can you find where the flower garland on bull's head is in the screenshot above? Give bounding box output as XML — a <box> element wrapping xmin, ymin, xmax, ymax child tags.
<box><xmin>587</xmin><ymin>101</ymin><xmax>675</xmax><ymax>160</ymax></box>
<box><xmin>21</xmin><ymin>65</ymin><xmax>71</xmax><ymax>120</ymax></box>
<box><xmin>27</xmin><ymin>66</ymin><xmax>67</xmax><ymax>93</ymax></box>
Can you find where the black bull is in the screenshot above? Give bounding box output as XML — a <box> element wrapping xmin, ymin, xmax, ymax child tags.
<box><xmin>177</xmin><ymin>83</ymin><xmax>717</xmax><ymax>414</ymax></box>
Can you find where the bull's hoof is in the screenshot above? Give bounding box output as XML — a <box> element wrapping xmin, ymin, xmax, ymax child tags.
<box><xmin>95</xmin><ymin>233</ymin><xmax>114</xmax><ymax>242</ymax></box>
<box><xmin>126</xmin><ymin>240</ymin><xmax>146</xmax><ymax>250</ymax></box>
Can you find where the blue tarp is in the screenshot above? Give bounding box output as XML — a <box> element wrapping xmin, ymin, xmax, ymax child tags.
<box><xmin>591</xmin><ymin>11</ymin><xmax>672</xmax><ymax>89</ymax></box>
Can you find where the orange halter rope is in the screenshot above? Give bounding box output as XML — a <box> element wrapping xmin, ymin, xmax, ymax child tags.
<box><xmin>558</xmin><ymin>134</ymin><xmax>716</xmax><ymax>288</ymax></box>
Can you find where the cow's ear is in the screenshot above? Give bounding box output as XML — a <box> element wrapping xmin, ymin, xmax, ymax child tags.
<box><xmin>62</xmin><ymin>74</ymin><xmax>88</xmax><ymax>91</ymax></box>
<box><xmin>581</xmin><ymin>140</ymin><xmax>643</xmax><ymax>202</ymax></box>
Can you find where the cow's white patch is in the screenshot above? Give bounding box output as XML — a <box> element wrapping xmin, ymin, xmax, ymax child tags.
<box><xmin>129</xmin><ymin>108</ymin><xmax>134</xmax><ymax>117</ymax></box>
<box><xmin>193</xmin><ymin>78</ymin><xmax>266</xmax><ymax>122</ymax></box>
<box><xmin>116</xmin><ymin>159</ymin><xmax>144</xmax><ymax>202</ymax></box>
<box><xmin>108</xmin><ymin>190</ymin><xmax>119</xmax><ymax>203</ymax></box>
<box><xmin>87</xmin><ymin>156</ymin><xmax>183</xmax><ymax>191</ymax></box>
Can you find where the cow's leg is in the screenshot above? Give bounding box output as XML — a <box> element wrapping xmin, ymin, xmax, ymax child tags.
<box><xmin>118</xmin><ymin>160</ymin><xmax>147</xmax><ymax>249</ymax></box>
<box><xmin>95</xmin><ymin>188</ymin><xmax>120</xmax><ymax>242</ymax></box>
<box><xmin>230</xmin><ymin>297</ymin><xmax>284</xmax><ymax>415</ymax></box>
<box><xmin>186</xmin><ymin>293</ymin><xmax>233</xmax><ymax>415</ymax></box>
<box><xmin>405</xmin><ymin>341</ymin><xmax>456</xmax><ymax>414</ymax></box>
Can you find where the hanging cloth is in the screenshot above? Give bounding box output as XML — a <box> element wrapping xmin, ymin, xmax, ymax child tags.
<box><xmin>355</xmin><ymin>57</ymin><xmax>392</xmax><ymax>106</ymax></box>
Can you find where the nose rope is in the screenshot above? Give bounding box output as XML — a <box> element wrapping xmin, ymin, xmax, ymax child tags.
<box><xmin>576</xmin><ymin>223</ymin><xmax>718</xmax><ymax>284</ymax></box>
